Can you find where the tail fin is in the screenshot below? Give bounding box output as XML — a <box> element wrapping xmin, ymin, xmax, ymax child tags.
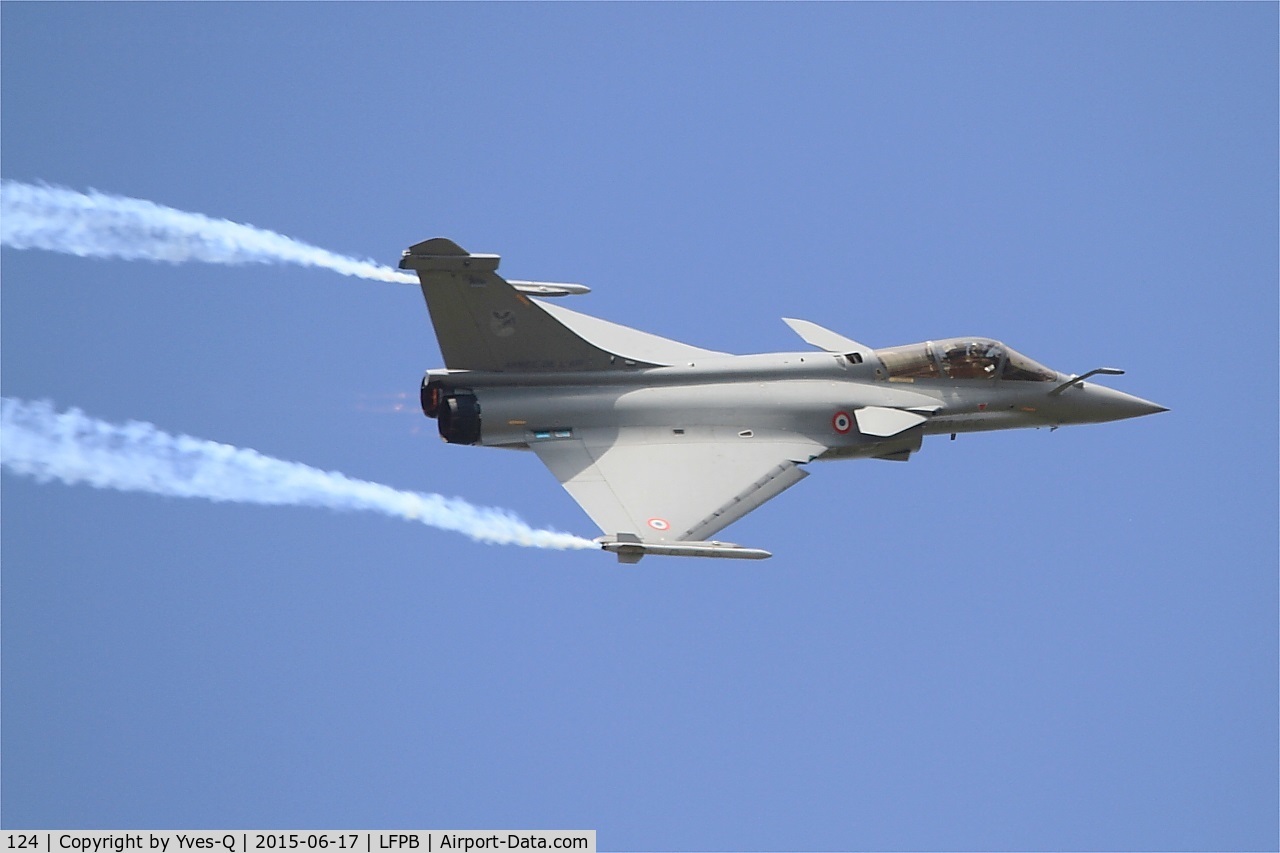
<box><xmin>401</xmin><ymin>238</ymin><xmax>725</xmax><ymax>372</ymax></box>
<box><xmin>400</xmin><ymin>238</ymin><xmax>629</xmax><ymax>372</ymax></box>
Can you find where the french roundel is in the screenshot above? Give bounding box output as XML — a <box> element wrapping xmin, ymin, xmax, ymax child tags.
<box><xmin>832</xmin><ymin>411</ymin><xmax>853</xmax><ymax>435</ymax></box>
<box><xmin>647</xmin><ymin>518</ymin><xmax>671</xmax><ymax>531</ymax></box>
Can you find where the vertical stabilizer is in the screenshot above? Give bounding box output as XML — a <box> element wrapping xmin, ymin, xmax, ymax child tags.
<box><xmin>400</xmin><ymin>238</ymin><xmax>637</xmax><ymax>372</ymax></box>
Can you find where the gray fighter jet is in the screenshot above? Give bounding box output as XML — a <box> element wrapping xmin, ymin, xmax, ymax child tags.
<box><xmin>401</xmin><ymin>238</ymin><xmax>1167</xmax><ymax>562</ymax></box>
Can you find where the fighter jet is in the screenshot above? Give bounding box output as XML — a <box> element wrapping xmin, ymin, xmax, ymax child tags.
<box><xmin>400</xmin><ymin>238</ymin><xmax>1167</xmax><ymax>563</ymax></box>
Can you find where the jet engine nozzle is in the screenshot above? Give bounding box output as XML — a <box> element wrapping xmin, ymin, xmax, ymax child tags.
<box><xmin>420</xmin><ymin>378</ymin><xmax>447</xmax><ymax>419</ymax></box>
<box><xmin>438</xmin><ymin>392</ymin><xmax>482</xmax><ymax>445</ymax></box>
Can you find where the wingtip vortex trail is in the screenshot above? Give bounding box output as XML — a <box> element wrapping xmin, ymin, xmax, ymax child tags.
<box><xmin>0</xmin><ymin>397</ymin><xmax>598</xmax><ymax>552</ymax></box>
<box><xmin>0</xmin><ymin>180</ymin><xmax>418</xmax><ymax>284</ymax></box>
<box><xmin>0</xmin><ymin>184</ymin><xmax>585</xmax><ymax>549</ymax></box>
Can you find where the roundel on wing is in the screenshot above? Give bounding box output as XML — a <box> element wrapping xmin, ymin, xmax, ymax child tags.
<box><xmin>832</xmin><ymin>411</ymin><xmax>853</xmax><ymax>435</ymax></box>
<box><xmin>647</xmin><ymin>518</ymin><xmax>671</xmax><ymax>531</ymax></box>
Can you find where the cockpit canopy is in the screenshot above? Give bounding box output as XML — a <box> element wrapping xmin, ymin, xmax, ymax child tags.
<box><xmin>874</xmin><ymin>338</ymin><xmax>1057</xmax><ymax>382</ymax></box>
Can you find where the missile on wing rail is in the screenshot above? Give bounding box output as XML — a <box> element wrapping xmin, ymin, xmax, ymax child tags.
<box><xmin>400</xmin><ymin>243</ymin><xmax>589</xmax><ymax>295</ymax></box>
<box><xmin>508</xmin><ymin>280</ymin><xmax>592</xmax><ymax>297</ymax></box>
<box><xmin>598</xmin><ymin>534</ymin><xmax>773</xmax><ymax>564</ymax></box>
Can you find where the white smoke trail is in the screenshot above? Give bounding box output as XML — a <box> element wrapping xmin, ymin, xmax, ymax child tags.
<box><xmin>1</xmin><ymin>398</ymin><xmax>597</xmax><ymax>552</ymax></box>
<box><xmin>0</xmin><ymin>181</ymin><xmax>417</xmax><ymax>284</ymax></box>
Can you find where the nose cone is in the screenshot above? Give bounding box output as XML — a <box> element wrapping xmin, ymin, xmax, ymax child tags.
<box><xmin>1053</xmin><ymin>382</ymin><xmax>1169</xmax><ymax>424</ymax></box>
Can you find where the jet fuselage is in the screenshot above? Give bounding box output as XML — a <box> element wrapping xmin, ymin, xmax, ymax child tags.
<box><xmin>424</xmin><ymin>346</ymin><xmax>1166</xmax><ymax>463</ymax></box>
<box><xmin>400</xmin><ymin>237</ymin><xmax>1166</xmax><ymax>560</ymax></box>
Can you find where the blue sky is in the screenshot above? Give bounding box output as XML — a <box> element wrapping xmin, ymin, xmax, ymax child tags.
<box><xmin>3</xmin><ymin>3</ymin><xmax>1276</xmax><ymax>850</ymax></box>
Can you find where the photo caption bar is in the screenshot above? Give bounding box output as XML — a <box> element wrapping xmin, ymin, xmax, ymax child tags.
<box><xmin>3</xmin><ymin>832</ymin><xmax>594</xmax><ymax>853</ymax></box>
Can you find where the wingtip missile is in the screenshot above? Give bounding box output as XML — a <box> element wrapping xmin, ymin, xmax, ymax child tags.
<box><xmin>508</xmin><ymin>280</ymin><xmax>592</xmax><ymax>297</ymax></box>
<box><xmin>598</xmin><ymin>534</ymin><xmax>772</xmax><ymax>563</ymax></box>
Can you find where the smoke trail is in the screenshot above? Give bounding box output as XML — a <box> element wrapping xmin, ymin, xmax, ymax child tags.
<box><xmin>0</xmin><ymin>181</ymin><xmax>417</xmax><ymax>284</ymax></box>
<box><xmin>1</xmin><ymin>398</ymin><xmax>597</xmax><ymax>552</ymax></box>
